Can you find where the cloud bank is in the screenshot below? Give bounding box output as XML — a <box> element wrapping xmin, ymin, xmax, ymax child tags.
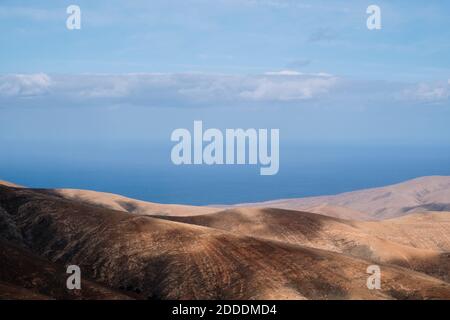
<box><xmin>401</xmin><ymin>80</ymin><xmax>450</xmax><ymax>102</ymax></box>
<box><xmin>0</xmin><ymin>72</ymin><xmax>339</xmax><ymax>108</ymax></box>
<box><xmin>0</xmin><ymin>72</ymin><xmax>449</xmax><ymax>109</ymax></box>
<box><xmin>0</xmin><ymin>73</ymin><xmax>52</xmax><ymax>97</ymax></box>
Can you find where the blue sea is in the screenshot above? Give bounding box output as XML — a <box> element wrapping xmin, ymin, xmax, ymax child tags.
<box><xmin>1</xmin><ymin>141</ymin><xmax>450</xmax><ymax>205</ymax></box>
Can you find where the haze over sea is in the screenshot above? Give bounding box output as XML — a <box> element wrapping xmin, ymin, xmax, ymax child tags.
<box><xmin>2</xmin><ymin>142</ymin><xmax>449</xmax><ymax>205</ymax></box>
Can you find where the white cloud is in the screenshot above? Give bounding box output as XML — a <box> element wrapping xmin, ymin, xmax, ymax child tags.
<box><xmin>402</xmin><ymin>81</ymin><xmax>450</xmax><ymax>102</ymax></box>
<box><xmin>1</xmin><ymin>72</ymin><xmax>447</xmax><ymax>108</ymax></box>
<box><xmin>240</xmin><ymin>74</ymin><xmax>338</xmax><ymax>101</ymax></box>
<box><xmin>264</xmin><ymin>70</ymin><xmax>334</xmax><ymax>77</ymax></box>
<box><xmin>264</xmin><ymin>70</ymin><xmax>304</xmax><ymax>76</ymax></box>
<box><xmin>0</xmin><ymin>73</ymin><xmax>52</xmax><ymax>97</ymax></box>
<box><xmin>0</xmin><ymin>73</ymin><xmax>339</xmax><ymax>107</ymax></box>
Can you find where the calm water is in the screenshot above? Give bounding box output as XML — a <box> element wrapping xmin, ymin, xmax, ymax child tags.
<box><xmin>1</xmin><ymin>141</ymin><xmax>450</xmax><ymax>205</ymax></box>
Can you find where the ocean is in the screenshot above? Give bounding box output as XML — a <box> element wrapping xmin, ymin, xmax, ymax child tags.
<box><xmin>1</xmin><ymin>141</ymin><xmax>450</xmax><ymax>205</ymax></box>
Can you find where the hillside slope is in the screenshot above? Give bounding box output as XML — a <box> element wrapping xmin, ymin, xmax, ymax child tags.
<box><xmin>156</xmin><ymin>208</ymin><xmax>450</xmax><ymax>280</ymax></box>
<box><xmin>1</xmin><ymin>185</ymin><xmax>449</xmax><ymax>299</ymax></box>
<box><xmin>239</xmin><ymin>176</ymin><xmax>450</xmax><ymax>220</ymax></box>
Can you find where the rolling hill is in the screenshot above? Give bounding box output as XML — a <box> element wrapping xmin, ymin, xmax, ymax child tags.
<box><xmin>237</xmin><ymin>176</ymin><xmax>450</xmax><ymax>220</ymax></box>
<box><xmin>0</xmin><ymin>179</ymin><xmax>449</xmax><ymax>300</ymax></box>
<box><xmin>155</xmin><ymin>207</ymin><xmax>450</xmax><ymax>282</ymax></box>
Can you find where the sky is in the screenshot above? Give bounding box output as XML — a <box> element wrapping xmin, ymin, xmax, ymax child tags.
<box><xmin>1</xmin><ymin>0</ymin><xmax>450</xmax><ymax>188</ymax></box>
<box><xmin>0</xmin><ymin>0</ymin><xmax>450</xmax><ymax>77</ymax></box>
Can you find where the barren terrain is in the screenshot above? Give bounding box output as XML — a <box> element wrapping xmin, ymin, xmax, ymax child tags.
<box><xmin>1</xmin><ymin>177</ymin><xmax>449</xmax><ymax>300</ymax></box>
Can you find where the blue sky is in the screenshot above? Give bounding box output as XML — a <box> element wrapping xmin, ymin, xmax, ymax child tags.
<box><xmin>1</xmin><ymin>0</ymin><xmax>450</xmax><ymax>145</ymax></box>
<box><xmin>1</xmin><ymin>0</ymin><xmax>450</xmax><ymax>78</ymax></box>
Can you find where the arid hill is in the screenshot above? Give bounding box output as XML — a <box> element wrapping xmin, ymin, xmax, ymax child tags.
<box><xmin>155</xmin><ymin>208</ymin><xmax>450</xmax><ymax>282</ymax></box>
<box><xmin>48</xmin><ymin>188</ymin><xmax>218</xmax><ymax>216</ymax></box>
<box><xmin>30</xmin><ymin>176</ymin><xmax>450</xmax><ymax>221</ymax></box>
<box><xmin>0</xmin><ymin>180</ymin><xmax>23</xmax><ymax>188</ymax></box>
<box><xmin>1</xmin><ymin>183</ymin><xmax>450</xmax><ymax>300</ymax></box>
<box><xmin>0</xmin><ymin>240</ymin><xmax>134</xmax><ymax>300</ymax></box>
<box><xmin>237</xmin><ymin>176</ymin><xmax>450</xmax><ymax>220</ymax></box>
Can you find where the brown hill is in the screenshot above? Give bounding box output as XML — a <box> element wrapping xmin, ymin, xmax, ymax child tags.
<box><xmin>1</xmin><ymin>184</ymin><xmax>449</xmax><ymax>300</ymax></box>
<box><xmin>356</xmin><ymin>212</ymin><xmax>450</xmax><ymax>252</ymax></box>
<box><xmin>45</xmin><ymin>188</ymin><xmax>218</xmax><ymax>216</ymax></box>
<box><xmin>0</xmin><ymin>239</ymin><xmax>133</xmax><ymax>300</ymax></box>
<box><xmin>237</xmin><ymin>176</ymin><xmax>450</xmax><ymax>220</ymax></box>
<box><xmin>0</xmin><ymin>180</ymin><xmax>24</xmax><ymax>188</ymax></box>
<box><xmin>156</xmin><ymin>208</ymin><xmax>450</xmax><ymax>282</ymax></box>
